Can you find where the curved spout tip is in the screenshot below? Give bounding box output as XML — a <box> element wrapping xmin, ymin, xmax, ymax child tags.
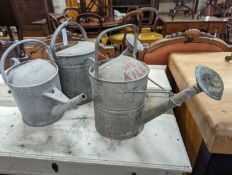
<box><xmin>51</xmin><ymin>93</ymin><xmax>87</xmax><ymax>118</ymax></box>
<box><xmin>195</xmin><ymin>64</ymin><xmax>224</xmax><ymax>100</ymax></box>
<box><xmin>79</xmin><ymin>93</ymin><xmax>87</xmax><ymax>101</ymax></box>
<box><xmin>68</xmin><ymin>93</ymin><xmax>87</xmax><ymax>107</ymax></box>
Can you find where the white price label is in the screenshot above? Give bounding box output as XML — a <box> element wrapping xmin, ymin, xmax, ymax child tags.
<box><xmin>62</xmin><ymin>28</ymin><xmax>68</xmax><ymax>46</ymax></box>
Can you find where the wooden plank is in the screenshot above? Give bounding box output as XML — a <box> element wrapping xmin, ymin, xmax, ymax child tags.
<box><xmin>168</xmin><ymin>52</ymin><xmax>232</xmax><ymax>154</ymax></box>
<box><xmin>174</xmin><ymin>99</ymin><xmax>202</xmax><ymax>166</ymax></box>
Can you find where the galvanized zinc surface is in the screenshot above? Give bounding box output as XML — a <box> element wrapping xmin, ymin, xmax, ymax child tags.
<box><xmin>56</xmin><ymin>41</ymin><xmax>95</xmax><ymax>57</ymax></box>
<box><xmin>7</xmin><ymin>59</ymin><xmax>57</xmax><ymax>86</ymax></box>
<box><xmin>126</xmin><ymin>34</ymin><xmax>144</xmax><ymax>52</ymax></box>
<box><xmin>0</xmin><ymin>104</ymin><xmax>191</xmax><ymax>173</ymax></box>
<box><xmin>93</xmin><ymin>55</ymin><xmax>149</xmax><ymax>82</ymax></box>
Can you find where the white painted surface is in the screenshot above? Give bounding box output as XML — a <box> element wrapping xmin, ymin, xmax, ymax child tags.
<box><xmin>0</xmin><ymin>75</ymin><xmax>4</xmax><ymax>84</ymax></box>
<box><xmin>147</xmin><ymin>65</ymin><xmax>171</xmax><ymax>91</ymax></box>
<box><xmin>0</xmin><ymin>104</ymin><xmax>191</xmax><ymax>174</ymax></box>
<box><xmin>0</xmin><ymin>75</ymin><xmax>15</xmax><ymax>106</ymax></box>
<box><xmin>52</xmin><ymin>0</ymin><xmax>66</xmax><ymax>14</ymax></box>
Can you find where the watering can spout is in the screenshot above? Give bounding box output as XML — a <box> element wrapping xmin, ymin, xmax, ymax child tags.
<box><xmin>139</xmin><ymin>64</ymin><xmax>224</xmax><ymax>124</ymax></box>
<box><xmin>43</xmin><ymin>87</ymin><xmax>87</xmax><ymax>117</ymax></box>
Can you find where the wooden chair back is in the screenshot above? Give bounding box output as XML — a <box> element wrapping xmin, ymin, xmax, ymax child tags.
<box><xmin>138</xmin><ymin>29</ymin><xmax>232</xmax><ymax>65</ymax></box>
<box><xmin>76</xmin><ymin>12</ymin><xmax>103</xmax><ymax>37</ymax></box>
<box><xmin>122</xmin><ymin>9</ymin><xmax>143</xmax><ymax>30</ymax></box>
<box><xmin>139</xmin><ymin>7</ymin><xmax>159</xmax><ymax>30</ymax></box>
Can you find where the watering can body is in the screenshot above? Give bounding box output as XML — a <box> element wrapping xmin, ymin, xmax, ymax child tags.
<box><xmin>51</xmin><ymin>21</ymin><xmax>94</xmax><ymax>102</ymax></box>
<box><xmin>7</xmin><ymin>64</ymin><xmax>61</xmax><ymax>126</ymax></box>
<box><xmin>89</xmin><ymin>24</ymin><xmax>150</xmax><ymax>139</ymax></box>
<box><xmin>1</xmin><ymin>39</ymin><xmax>86</xmax><ymax>126</ymax></box>
<box><xmin>90</xmin><ymin>60</ymin><xmax>149</xmax><ymax>139</ymax></box>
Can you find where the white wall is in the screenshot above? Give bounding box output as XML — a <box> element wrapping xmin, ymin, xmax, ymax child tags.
<box><xmin>52</xmin><ymin>0</ymin><xmax>66</xmax><ymax>13</ymax></box>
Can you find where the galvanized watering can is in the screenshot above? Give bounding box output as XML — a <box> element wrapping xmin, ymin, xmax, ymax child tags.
<box><xmin>89</xmin><ymin>24</ymin><xmax>224</xmax><ymax>140</ymax></box>
<box><xmin>1</xmin><ymin>39</ymin><xmax>86</xmax><ymax>126</ymax></box>
<box><xmin>50</xmin><ymin>21</ymin><xmax>95</xmax><ymax>102</ymax></box>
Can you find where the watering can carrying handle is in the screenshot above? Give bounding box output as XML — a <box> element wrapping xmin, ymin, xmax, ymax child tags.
<box><xmin>50</xmin><ymin>21</ymin><xmax>88</xmax><ymax>60</ymax></box>
<box><xmin>0</xmin><ymin>39</ymin><xmax>54</xmax><ymax>86</ymax></box>
<box><xmin>94</xmin><ymin>24</ymin><xmax>138</xmax><ymax>79</ymax></box>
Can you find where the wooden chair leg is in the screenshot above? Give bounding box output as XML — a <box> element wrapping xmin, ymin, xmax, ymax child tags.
<box><xmin>16</xmin><ymin>26</ymin><xmax>26</xmax><ymax>58</ymax></box>
<box><xmin>7</xmin><ymin>26</ymin><xmax>14</xmax><ymax>41</ymax></box>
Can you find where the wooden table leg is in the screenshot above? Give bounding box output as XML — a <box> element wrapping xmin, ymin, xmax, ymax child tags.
<box><xmin>6</xmin><ymin>26</ymin><xmax>14</xmax><ymax>41</ymax></box>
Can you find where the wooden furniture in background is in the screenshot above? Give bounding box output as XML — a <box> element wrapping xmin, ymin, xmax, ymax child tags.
<box><xmin>47</xmin><ymin>0</ymin><xmax>54</xmax><ymax>13</ymax></box>
<box><xmin>77</xmin><ymin>14</ymin><xmax>123</xmax><ymax>30</ymax></box>
<box><xmin>0</xmin><ymin>0</ymin><xmax>25</xmax><ymax>57</ymax></box>
<box><xmin>169</xmin><ymin>0</ymin><xmax>195</xmax><ymax>19</ymax></box>
<box><xmin>83</xmin><ymin>0</ymin><xmax>112</xmax><ymax>19</ymax></box>
<box><xmin>139</xmin><ymin>29</ymin><xmax>231</xmax><ymax>65</ymax></box>
<box><xmin>0</xmin><ymin>0</ymin><xmax>54</xmax><ymax>39</ymax></box>
<box><xmin>224</xmin><ymin>7</ymin><xmax>232</xmax><ymax>43</ymax></box>
<box><xmin>0</xmin><ymin>0</ymin><xmax>22</xmax><ymax>41</ymax></box>
<box><xmin>66</xmin><ymin>0</ymin><xmax>79</xmax><ymax>8</ymax></box>
<box><xmin>169</xmin><ymin>52</ymin><xmax>232</xmax><ymax>175</ymax></box>
<box><xmin>198</xmin><ymin>0</ymin><xmax>222</xmax><ymax>17</ymax></box>
<box><xmin>63</xmin><ymin>7</ymin><xmax>80</xmax><ymax>21</ymax></box>
<box><xmin>138</xmin><ymin>7</ymin><xmax>163</xmax><ymax>43</ymax></box>
<box><xmin>77</xmin><ymin>13</ymin><xmax>104</xmax><ymax>38</ymax></box>
<box><xmin>65</xmin><ymin>0</ymin><xmax>80</xmax><ymax>19</ymax></box>
<box><xmin>112</xmin><ymin>0</ymin><xmax>156</xmax><ymax>13</ymax></box>
<box><xmin>11</xmin><ymin>0</ymin><xmax>53</xmax><ymax>37</ymax></box>
<box><xmin>159</xmin><ymin>14</ymin><xmax>227</xmax><ymax>37</ymax></box>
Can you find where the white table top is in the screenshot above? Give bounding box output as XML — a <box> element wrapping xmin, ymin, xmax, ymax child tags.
<box><xmin>0</xmin><ymin>103</ymin><xmax>191</xmax><ymax>173</ymax></box>
<box><xmin>147</xmin><ymin>65</ymin><xmax>171</xmax><ymax>92</ymax></box>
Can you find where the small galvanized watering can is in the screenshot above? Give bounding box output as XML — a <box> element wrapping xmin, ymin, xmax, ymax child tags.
<box><xmin>1</xmin><ymin>39</ymin><xmax>86</xmax><ymax>126</ymax></box>
<box><xmin>89</xmin><ymin>24</ymin><xmax>224</xmax><ymax>140</ymax></box>
<box><xmin>50</xmin><ymin>21</ymin><xmax>95</xmax><ymax>102</ymax></box>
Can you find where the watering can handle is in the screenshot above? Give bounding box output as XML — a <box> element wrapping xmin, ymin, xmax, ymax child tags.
<box><xmin>0</xmin><ymin>39</ymin><xmax>54</xmax><ymax>86</ymax></box>
<box><xmin>94</xmin><ymin>24</ymin><xmax>138</xmax><ymax>79</ymax></box>
<box><xmin>50</xmin><ymin>21</ymin><xmax>88</xmax><ymax>60</ymax></box>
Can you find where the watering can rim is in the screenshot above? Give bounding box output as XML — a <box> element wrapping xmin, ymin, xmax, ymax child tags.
<box><xmin>55</xmin><ymin>41</ymin><xmax>95</xmax><ymax>58</ymax></box>
<box><xmin>6</xmin><ymin>59</ymin><xmax>59</xmax><ymax>89</ymax></box>
<box><xmin>88</xmin><ymin>60</ymin><xmax>150</xmax><ymax>83</ymax></box>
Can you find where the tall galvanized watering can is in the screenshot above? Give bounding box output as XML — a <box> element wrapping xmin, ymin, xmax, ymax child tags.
<box><xmin>50</xmin><ymin>21</ymin><xmax>95</xmax><ymax>102</ymax></box>
<box><xmin>1</xmin><ymin>39</ymin><xmax>86</xmax><ymax>126</ymax></box>
<box><xmin>89</xmin><ymin>24</ymin><xmax>224</xmax><ymax>140</ymax></box>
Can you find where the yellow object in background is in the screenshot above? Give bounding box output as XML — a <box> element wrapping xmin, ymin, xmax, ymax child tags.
<box><xmin>90</xmin><ymin>34</ymin><xmax>109</xmax><ymax>45</ymax></box>
<box><xmin>138</xmin><ymin>32</ymin><xmax>163</xmax><ymax>44</ymax></box>
<box><xmin>109</xmin><ymin>33</ymin><xmax>125</xmax><ymax>45</ymax></box>
<box><xmin>65</xmin><ymin>6</ymin><xmax>79</xmax><ymax>21</ymax></box>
